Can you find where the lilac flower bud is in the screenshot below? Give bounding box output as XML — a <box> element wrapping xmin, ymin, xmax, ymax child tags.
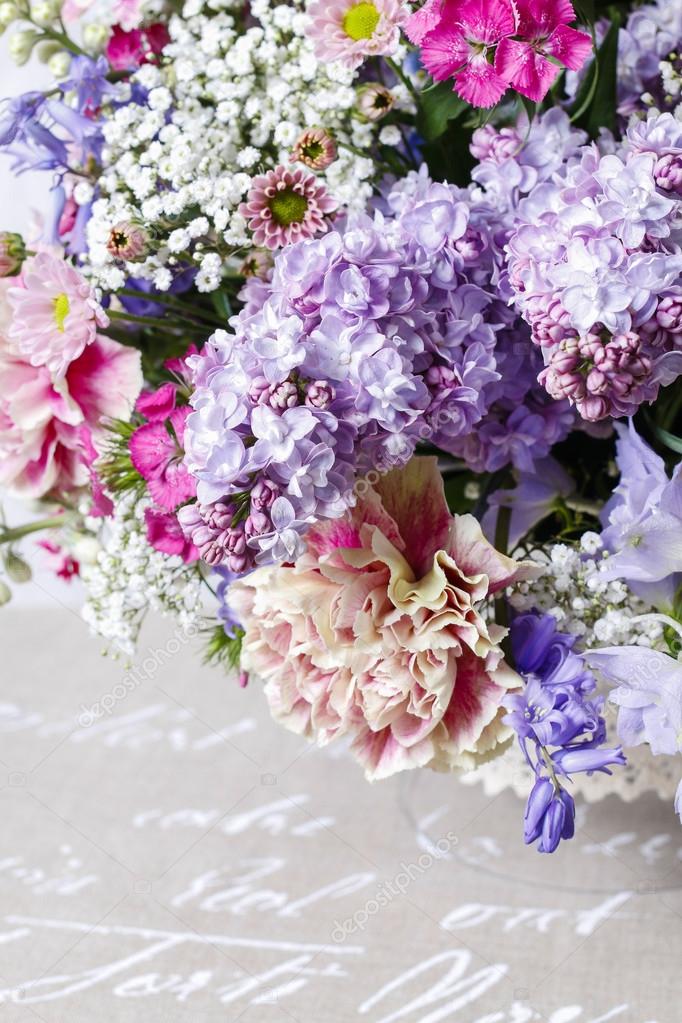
<box><xmin>227</xmin><ymin>551</ymin><xmax>248</xmax><ymax>573</ymax></box>
<box><xmin>305</xmin><ymin>380</ymin><xmax>335</xmax><ymax>409</ymax></box>
<box><xmin>654</xmin><ymin>153</ymin><xmax>682</xmax><ymax>195</ymax></box>
<box><xmin>251</xmin><ymin>479</ymin><xmax>279</xmax><ymax>511</ymax></box>
<box><xmin>656</xmin><ymin>293</ymin><xmax>682</xmax><ymax>333</ymax></box>
<box><xmin>200</xmin><ymin>539</ymin><xmax>227</xmax><ymax>566</ymax></box>
<box><xmin>203</xmin><ymin>501</ymin><xmax>236</xmax><ymax>531</ymax></box>
<box><xmin>244</xmin><ymin>510</ymin><xmax>270</xmax><ymax>539</ymax></box>
<box><xmin>268</xmin><ymin>380</ymin><xmax>299</xmax><ymax>411</ymax></box>
<box><xmin>0</xmin><ymin>231</ymin><xmax>26</xmax><ymax>277</ymax></box>
<box><xmin>577</xmin><ymin>394</ymin><xmax>610</xmax><ymax>421</ymax></box>
<box><xmin>248</xmin><ymin>376</ymin><xmax>272</xmax><ymax>405</ymax></box>
<box><xmin>527</xmin><ymin>296</ymin><xmax>574</xmax><ymax>348</ymax></box>
<box><xmin>177</xmin><ymin>502</ymin><xmax>203</xmax><ymax>536</ymax></box>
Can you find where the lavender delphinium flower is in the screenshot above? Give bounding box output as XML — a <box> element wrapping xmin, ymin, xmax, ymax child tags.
<box><xmin>598</xmin><ymin>420</ymin><xmax>682</xmax><ymax>611</ymax></box>
<box><xmin>506</xmin><ymin>109</ymin><xmax>682</xmax><ymax>422</ymax></box>
<box><xmin>504</xmin><ymin>612</ymin><xmax>626</xmax><ymax>853</ymax></box>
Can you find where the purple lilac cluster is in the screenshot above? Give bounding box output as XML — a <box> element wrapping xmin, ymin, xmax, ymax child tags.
<box><xmin>181</xmin><ymin>171</ymin><xmax>573</xmax><ymax>571</ymax></box>
<box><xmin>506</xmin><ymin>110</ymin><xmax>682</xmax><ymax>422</ymax></box>
<box><xmin>504</xmin><ymin>612</ymin><xmax>626</xmax><ymax>853</ymax></box>
<box><xmin>616</xmin><ymin>0</ymin><xmax>682</xmax><ymax>118</ymax></box>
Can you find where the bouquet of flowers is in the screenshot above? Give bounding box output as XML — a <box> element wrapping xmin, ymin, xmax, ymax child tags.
<box><xmin>1</xmin><ymin>0</ymin><xmax>682</xmax><ymax>853</ymax></box>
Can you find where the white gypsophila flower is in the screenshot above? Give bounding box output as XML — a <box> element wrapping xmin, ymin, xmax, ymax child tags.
<box><xmin>85</xmin><ymin>0</ymin><xmax>411</xmax><ymax>292</ymax></box>
<box><xmin>509</xmin><ymin>533</ymin><xmax>665</xmax><ymax>651</ymax></box>
<box><xmin>81</xmin><ymin>493</ymin><xmax>203</xmax><ymax>656</ymax></box>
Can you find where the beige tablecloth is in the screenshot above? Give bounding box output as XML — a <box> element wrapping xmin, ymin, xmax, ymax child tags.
<box><xmin>1</xmin><ymin>607</ymin><xmax>680</xmax><ymax>1021</ymax></box>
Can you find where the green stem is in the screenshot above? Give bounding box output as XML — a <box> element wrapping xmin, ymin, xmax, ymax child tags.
<box><xmin>493</xmin><ymin>504</ymin><xmax>512</xmax><ymax>659</ymax></box>
<box><xmin>117</xmin><ymin>289</ymin><xmax>219</xmax><ymax>326</ymax></box>
<box><xmin>0</xmin><ymin>516</ymin><xmax>66</xmax><ymax>546</ymax></box>
<box><xmin>386</xmin><ymin>57</ymin><xmax>420</xmax><ymax>105</ymax></box>
<box><xmin>107</xmin><ymin>308</ymin><xmax>202</xmax><ymax>331</ymax></box>
<box><xmin>37</xmin><ymin>25</ymin><xmax>88</xmax><ymax>56</ymax></box>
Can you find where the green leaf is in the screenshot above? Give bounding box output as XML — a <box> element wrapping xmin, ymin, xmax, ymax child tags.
<box><xmin>416</xmin><ymin>80</ymin><xmax>469</xmax><ymax>142</ymax></box>
<box><xmin>211</xmin><ymin>288</ymin><xmax>233</xmax><ymax>321</ymax></box>
<box><xmin>645</xmin><ymin>416</ymin><xmax>682</xmax><ymax>456</ymax></box>
<box><xmin>572</xmin><ymin>0</ymin><xmax>596</xmax><ymax>25</ymax></box>
<box><xmin>571</xmin><ymin>16</ymin><xmax>620</xmax><ymax>137</ymax></box>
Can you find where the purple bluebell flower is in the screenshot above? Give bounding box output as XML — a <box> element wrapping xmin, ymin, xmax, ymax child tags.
<box><xmin>61</xmin><ymin>56</ymin><xmax>114</xmax><ymax>113</ymax></box>
<box><xmin>214</xmin><ymin>567</ymin><xmax>243</xmax><ymax>639</ymax></box>
<box><xmin>524</xmin><ymin>777</ymin><xmax>575</xmax><ymax>853</ymax></box>
<box><xmin>504</xmin><ymin>612</ymin><xmax>626</xmax><ymax>853</ymax></box>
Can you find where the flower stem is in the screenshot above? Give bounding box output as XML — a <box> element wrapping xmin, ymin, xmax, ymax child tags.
<box><xmin>0</xmin><ymin>516</ymin><xmax>65</xmax><ymax>546</ymax></box>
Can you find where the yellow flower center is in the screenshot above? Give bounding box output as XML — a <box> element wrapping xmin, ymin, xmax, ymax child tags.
<box><xmin>342</xmin><ymin>2</ymin><xmax>380</xmax><ymax>41</ymax></box>
<box><xmin>53</xmin><ymin>292</ymin><xmax>69</xmax><ymax>332</ymax></box>
<box><xmin>269</xmin><ymin>189</ymin><xmax>309</xmax><ymax>227</ymax></box>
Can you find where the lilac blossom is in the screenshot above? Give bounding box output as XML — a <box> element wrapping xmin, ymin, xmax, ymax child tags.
<box><xmin>505</xmin><ymin>110</ymin><xmax>682</xmax><ymax>421</ymax></box>
<box><xmin>184</xmin><ymin>169</ymin><xmax>563</xmax><ymax>573</ymax></box>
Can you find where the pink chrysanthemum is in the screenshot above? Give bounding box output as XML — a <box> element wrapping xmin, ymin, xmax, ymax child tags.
<box><xmin>0</xmin><ymin>276</ymin><xmax>141</xmax><ymax>499</ymax></box>
<box><xmin>238</xmin><ymin>165</ymin><xmax>338</xmax><ymax>250</ymax></box>
<box><xmin>307</xmin><ymin>0</ymin><xmax>406</xmax><ymax>69</ymax></box>
<box><xmin>8</xmin><ymin>250</ymin><xmax>108</xmax><ymax>379</ymax></box>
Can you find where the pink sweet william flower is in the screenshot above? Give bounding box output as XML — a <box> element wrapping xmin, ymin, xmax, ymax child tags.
<box><xmin>129</xmin><ymin>405</ymin><xmax>197</xmax><ymax>511</ymax></box>
<box><xmin>230</xmin><ymin>457</ymin><xmax>537</xmax><ymax>780</ymax></box>
<box><xmin>239</xmin><ymin>165</ymin><xmax>338</xmax><ymax>250</ymax></box>
<box><xmin>495</xmin><ymin>0</ymin><xmax>593</xmax><ymax>102</ymax></box>
<box><xmin>38</xmin><ymin>539</ymin><xmax>80</xmax><ymax>580</ymax></box>
<box><xmin>307</xmin><ymin>0</ymin><xmax>407</xmax><ymax>69</ymax></box>
<box><xmin>0</xmin><ymin>282</ymin><xmax>142</xmax><ymax>499</ymax></box>
<box><xmin>420</xmin><ymin>0</ymin><xmax>516</xmax><ymax>108</ymax></box>
<box><xmin>144</xmin><ymin>508</ymin><xmax>199</xmax><ymax>563</ymax></box>
<box><xmin>106</xmin><ymin>22</ymin><xmax>170</xmax><ymax>72</ymax></box>
<box><xmin>404</xmin><ymin>0</ymin><xmax>442</xmax><ymax>44</ymax></box>
<box><xmin>8</xmin><ymin>250</ymin><xmax>108</xmax><ymax>379</ymax></box>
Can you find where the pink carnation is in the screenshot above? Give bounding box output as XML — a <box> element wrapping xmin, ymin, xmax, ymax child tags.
<box><xmin>307</xmin><ymin>0</ymin><xmax>407</xmax><ymax>69</ymax></box>
<box><xmin>0</xmin><ymin>282</ymin><xmax>142</xmax><ymax>498</ymax></box>
<box><xmin>239</xmin><ymin>165</ymin><xmax>338</xmax><ymax>250</ymax></box>
<box><xmin>8</xmin><ymin>250</ymin><xmax>108</xmax><ymax>379</ymax></box>
<box><xmin>230</xmin><ymin>457</ymin><xmax>536</xmax><ymax>780</ymax></box>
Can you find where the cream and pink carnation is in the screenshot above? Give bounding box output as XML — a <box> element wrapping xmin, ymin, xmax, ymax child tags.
<box><xmin>230</xmin><ymin>457</ymin><xmax>537</xmax><ymax>780</ymax></box>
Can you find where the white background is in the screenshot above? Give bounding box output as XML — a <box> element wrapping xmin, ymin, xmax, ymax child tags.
<box><xmin>1</xmin><ymin>38</ymin><xmax>82</xmax><ymax>607</ymax></box>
